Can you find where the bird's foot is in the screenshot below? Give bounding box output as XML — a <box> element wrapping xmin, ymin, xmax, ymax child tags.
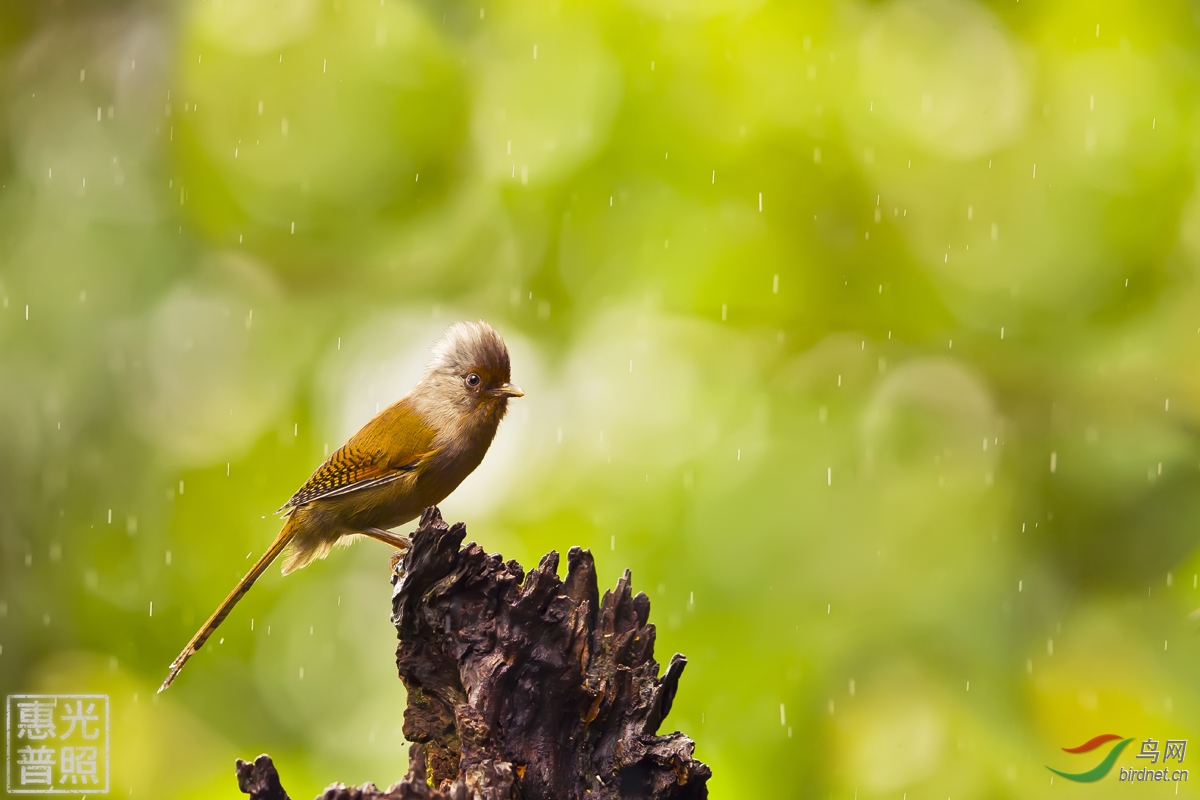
<box><xmin>389</xmin><ymin>549</ymin><xmax>407</xmax><ymax>577</ymax></box>
<box><xmin>363</xmin><ymin>528</ymin><xmax>411</xmax><ymax>578</ymax></box>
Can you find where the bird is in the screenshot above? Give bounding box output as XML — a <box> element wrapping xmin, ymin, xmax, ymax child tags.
<box><xmin>158</xmin><ymin>320</ymin><xmax>523</xmax><ymax>692</ymax></box>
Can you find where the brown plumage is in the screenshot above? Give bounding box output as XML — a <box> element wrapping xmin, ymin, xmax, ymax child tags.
<box><xmin>158</xmin><ymin>320</ymin><xmax>522</xmax><ymax>692</ymax></box>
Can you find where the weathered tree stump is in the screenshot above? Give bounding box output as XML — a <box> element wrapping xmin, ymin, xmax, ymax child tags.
<box><xmin>236</xmin><ymin>507</ymin><xmax>709</xmax><ymax>800</ymax></box>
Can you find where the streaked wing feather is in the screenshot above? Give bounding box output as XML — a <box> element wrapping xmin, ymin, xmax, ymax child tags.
<box><xmin>276</xmin><ymin>401</ymin><xmax>435</xmax><ymax>513</ymax></box>
<box><xmin>283</xmin><ymin>471</ymin><xmax>407</xmax><ymax>510</ymax></box>
<box><xmin>276</xmin><ymin>444</ymin><xmax>388</xmax><ymax>513</ymax></box>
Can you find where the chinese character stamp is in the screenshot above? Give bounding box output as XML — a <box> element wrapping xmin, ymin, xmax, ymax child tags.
<box><xmin>6</xmin><ymin>696</ymin><xmax>108</xmax><ymax>794</ymax></box>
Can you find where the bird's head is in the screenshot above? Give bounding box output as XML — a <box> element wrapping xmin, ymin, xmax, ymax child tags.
<box><xmin>421</xmin><ymin>320</ymin><xmax>523</xmax><ymax>427</ymax></box>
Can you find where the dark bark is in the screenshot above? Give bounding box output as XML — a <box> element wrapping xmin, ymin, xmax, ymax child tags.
<box><xmin>236</xmin><ymin>507</ymin><xmax>709</xmax><ymax>800</ymax></box>
<box><xmin>236</xmin><ymin>754</ymin><xmax>290</xmax><ymax>800</ymax></box>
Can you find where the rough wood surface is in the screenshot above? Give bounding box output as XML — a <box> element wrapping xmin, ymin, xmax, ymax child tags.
<box><xmin>236</xmin><ymin>507</ymin><xmax>709</xmax><ymax>800</ymax></box>
<box><xmin>236</xmin><ymin>754</ymin><xmax>290</xmax><ymax>800</ymax></box>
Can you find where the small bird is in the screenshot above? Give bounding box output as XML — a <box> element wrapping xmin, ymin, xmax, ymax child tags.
<box><xmin>159</xmin><ymin>320</ymin><xmax>522</xmax><ymax>692</ymax></box>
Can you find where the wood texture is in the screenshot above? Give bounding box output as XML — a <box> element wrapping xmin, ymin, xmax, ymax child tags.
<box><xmin>236</xmin><ymin>507</ymin><xmax>709</xmax><ymax>800</ymax></box>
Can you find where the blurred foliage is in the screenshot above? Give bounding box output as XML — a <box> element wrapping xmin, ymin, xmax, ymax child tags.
<box><xmin>3</xmin><ymin>0</ymin><xmax>1200</xmax><ymax>797</ymax></box>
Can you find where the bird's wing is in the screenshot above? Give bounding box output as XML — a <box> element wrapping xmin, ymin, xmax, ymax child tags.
<box><xmin>276</xmin><ymin>401</ymin><xmax>436</xmax><ymax>514</ymax></box>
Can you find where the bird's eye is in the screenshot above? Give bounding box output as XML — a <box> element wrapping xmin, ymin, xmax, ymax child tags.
<box><xmin>465</xmin><ymin>373</ymin><xmax>481</xmax><ymax>388</ymax></box>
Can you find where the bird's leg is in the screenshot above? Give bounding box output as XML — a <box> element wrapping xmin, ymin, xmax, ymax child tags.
<box><xmin>361</xmin><ymin>528</ymin><xmax>411</xmax><ymax>577</ymax></box>
<box><xmin>362</xmin><ymin>527</ymin><xmax>412</xmax><ymax>551</ymax></box>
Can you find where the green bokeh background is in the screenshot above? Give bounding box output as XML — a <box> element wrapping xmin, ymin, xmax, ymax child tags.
<box><xmin>3</xmin><ymin>0</ymin><xmax>1200</xmax><ymax>796</ymax></box>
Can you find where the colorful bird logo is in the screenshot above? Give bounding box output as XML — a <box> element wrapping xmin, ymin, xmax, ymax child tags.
<box><xmin>1047</xmin><ymin>734</ymin><xmax>1134</xmax><ymax>782</ymax></box>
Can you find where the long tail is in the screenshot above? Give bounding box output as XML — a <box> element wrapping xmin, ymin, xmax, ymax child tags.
<box><xmin>158</xmin><ymin>519</ymin><xmax>296</xmax><ymax>693</ymax></box>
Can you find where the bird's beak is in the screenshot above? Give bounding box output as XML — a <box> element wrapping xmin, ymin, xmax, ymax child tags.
<box><xmin>494</xmin><ymin>383</ymin><xmax>524</xmax><ymax>398</ymax></box>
